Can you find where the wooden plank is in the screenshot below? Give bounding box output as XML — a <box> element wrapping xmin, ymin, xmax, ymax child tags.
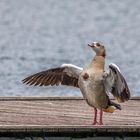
<box><xmin>0</xmin><ymin>97</ymin><xmax>139</xmax><ymax>136</ymax></box>
<box><xmin>0</xmin><ymin>96</ymin><xmax>139</xmax><ymax>100</ymax></box>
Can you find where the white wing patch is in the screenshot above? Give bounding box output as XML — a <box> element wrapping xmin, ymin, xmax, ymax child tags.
<box><xmin>61</xmin><ymin>63</ymin><xmax>83</xmax><ymax>78</ymax></box>
<box><xmin>61</xmin><ymin>63</ymin><xmax>83</xmax><ymax>71</ymax></box>
<box><xmin>109</xmin><ymin>63</ymin><xmax>121</xmax><ymax>72</ymax></box>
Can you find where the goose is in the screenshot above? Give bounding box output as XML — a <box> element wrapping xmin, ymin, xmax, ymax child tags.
<box><xmin>22</xmin><ymin>42</ymin><xmax>130</xmax><ymax>125</ymax></box>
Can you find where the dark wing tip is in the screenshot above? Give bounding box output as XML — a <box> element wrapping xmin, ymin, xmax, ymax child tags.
<box><xmin>22</xmin><ymin>67</ymin><xmax>79</xmax><ymax>88</ymax></box>
<box><xmin>22</xmin><ymin>68</ymin><xmax>63</xmax><ymax>86</ymax></box>
<box><xmin>109</xmin><ymin>63</ymin><xmax>131</xmax><ymax>103</ymax></box>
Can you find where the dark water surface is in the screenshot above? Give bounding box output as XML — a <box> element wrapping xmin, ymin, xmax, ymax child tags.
<box><xmin>0</xmin><ymin>0</ymin><xmax>140</xmax><ymax>96</ymax></box>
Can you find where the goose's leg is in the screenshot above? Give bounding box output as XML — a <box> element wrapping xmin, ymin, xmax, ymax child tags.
<box><xmin>92</xmin><ymin>107</ymin><xmax>98</xmax><ymax>125</ymax></box>
<box><xmin>99</xmin><ymin>109</ymin><xmax>103</xmax><ymax>125</ymax></box>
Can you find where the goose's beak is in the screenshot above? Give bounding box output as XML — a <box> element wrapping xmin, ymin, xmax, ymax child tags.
<box><xmin>88</xmin><ymin>43</ymin><xmax>95</xmax><ymax>48</ymax></box>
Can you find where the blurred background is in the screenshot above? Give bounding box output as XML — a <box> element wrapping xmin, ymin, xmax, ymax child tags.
<box><xmin>0</xmin><ymin>0</ymin><xmax>139</xmax><ymax>96</ymax></box>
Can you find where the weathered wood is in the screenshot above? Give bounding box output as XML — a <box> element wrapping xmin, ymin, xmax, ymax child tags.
<box><xmin>0</xmin><ymin>97</ymin><xmax>139</xmax><ymax>137</ymax></box>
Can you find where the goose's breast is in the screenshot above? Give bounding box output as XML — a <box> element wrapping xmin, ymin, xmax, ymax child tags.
<box><xmin>78</xmin><ymin>71</ymin><xmax>108</xmax><ymax>109</ymax></box>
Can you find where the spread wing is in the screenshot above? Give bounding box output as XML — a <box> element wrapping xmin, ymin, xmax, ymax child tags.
<box><xmin>103</xmin><ymin>63</ymin><xmax>130</xmax><ymax>103</ymax></box>
<box><xmin>22</xmin><ymin>64</ymin><xmax>83</xmax><ymax>88</ymax></box>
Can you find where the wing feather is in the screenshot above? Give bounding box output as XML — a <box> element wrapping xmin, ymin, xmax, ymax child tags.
<box><xmin>103</xmin><ymin>63</ymin><xmax>130</xmax><ymax>102</ymax></box>
<box><xmin>22</xmin><ymin>64</ymin><xmax>83</xmax><ymax>88</ymax></box>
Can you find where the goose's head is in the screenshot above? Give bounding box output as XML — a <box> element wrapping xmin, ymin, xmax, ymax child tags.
<box><xmin>88</xmin><ymin>42</ymin><xmax>106</xmax><ymax>57</ymax></box>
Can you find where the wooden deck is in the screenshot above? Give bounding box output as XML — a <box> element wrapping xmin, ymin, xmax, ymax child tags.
<box><xmin>0</xmin><ymin>97</ymin><xmax>139</xmax><ymax>137</ymax></box>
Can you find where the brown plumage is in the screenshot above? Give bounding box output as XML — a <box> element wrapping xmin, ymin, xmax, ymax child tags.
<box><xmin>22</xmin><ymin>67</ymin><xmax>79</xmax><ymax>88</ymax></box>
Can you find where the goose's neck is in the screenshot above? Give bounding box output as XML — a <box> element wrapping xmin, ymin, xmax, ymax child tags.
<box><xmin>91</xmin><ymin>55</ymin><xmax>105</xmax><ymax>70</ymax></box>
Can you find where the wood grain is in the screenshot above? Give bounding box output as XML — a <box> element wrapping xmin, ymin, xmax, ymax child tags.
<box><xmin>0</xmin><ymin>97</ymin><xmax>139</xmax><ymax>133</ymax></box>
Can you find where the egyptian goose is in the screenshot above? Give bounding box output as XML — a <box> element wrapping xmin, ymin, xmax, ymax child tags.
<box><xmin>22</xmin><ymin>42</ymin><xmax>130</xmax><ymax>125</ymax></box>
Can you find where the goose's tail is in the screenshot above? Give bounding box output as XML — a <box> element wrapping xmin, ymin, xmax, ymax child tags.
<box><xmin>103</xmin><ymin>100</ymin><xmax>122</xmax><ymax>113</ymax></box>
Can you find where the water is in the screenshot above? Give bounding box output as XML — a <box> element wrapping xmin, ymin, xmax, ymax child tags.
<box><xmin>0</xmin><ymin>0</ymin><xmax>139</xmax><ymax>96</ymax></box>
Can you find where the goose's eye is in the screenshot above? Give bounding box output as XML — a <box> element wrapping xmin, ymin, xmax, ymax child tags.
<box><xmin>96</xmin><ymin>43</ymin><xmax>100</xmax><ymax>46</ymax></box>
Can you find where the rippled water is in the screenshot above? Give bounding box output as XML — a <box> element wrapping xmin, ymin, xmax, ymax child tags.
<box><xmin>0</xmin><ymin>0</ymin><xmax>139</xmax><ymax>96</ymax></box>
